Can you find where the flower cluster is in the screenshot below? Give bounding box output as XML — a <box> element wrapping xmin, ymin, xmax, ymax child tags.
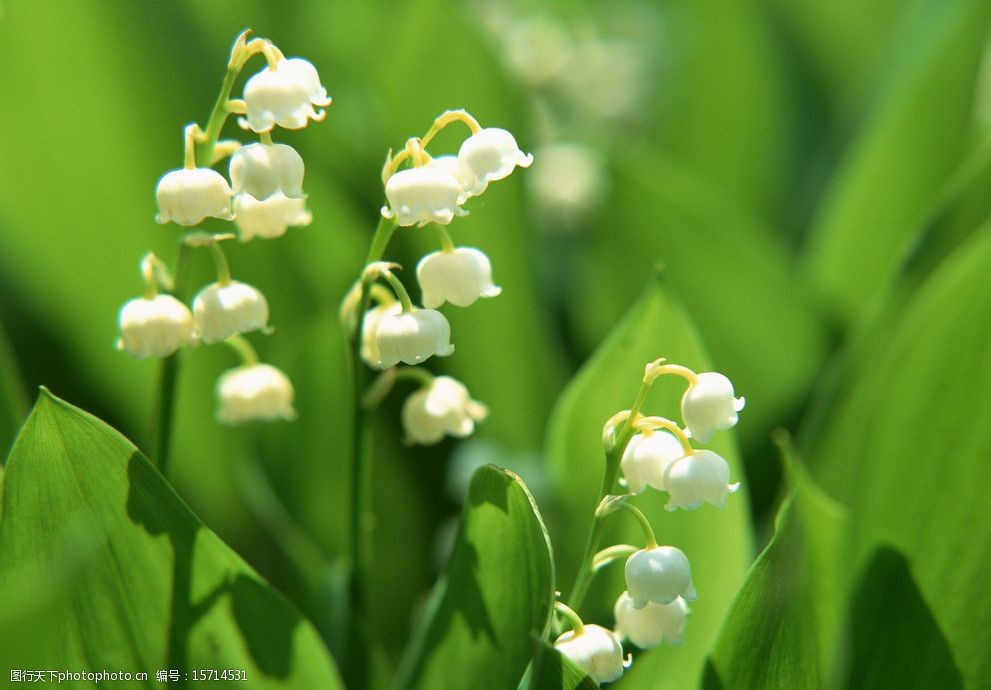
<box><xmin>343</xmin><ymin>109</ymin><xmax>531</xmax><ymax>445</ymax></box>
<box><xmin>117</xmin><ymin>31</ymin><xmax>331</xmax><ymax>424</ymax></box>
<box><xmin>553</xmin><ymin>359</ymin><xmax>744</xmax><ymax>683</ymax></box>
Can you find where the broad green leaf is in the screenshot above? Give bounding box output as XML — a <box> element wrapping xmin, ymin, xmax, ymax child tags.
<box><xmin>703</xmin><ymin>439</ymin><xmax>847</xmax><ymax>690</ymax></box>
<box><xmin>0</xmin><ymin>390</ymin><xmax>342</xmax><ymax>689</ymax></box>
<box><xmin>394</xmin><ymin>465</ymin><xmax>555</xmax><ymax>690</ymax></box>
<box><xmin>804</xmin><ymin>220</ymin><xmax>991</xmax><ymax>687</ymax></box>
<box><xmin>0</xmin><ymin>319</ymin><xmax>27</xmax><ymax>462</ymax></box>
<box><xmin>547</xmin><ymin>273</ymin><xmax>753</xmax><ymax>690</ymax></box>
<box><xmin>800</xmin><ymin>0</ymin><xmax>991</xmax><ymax>323</ymax></box>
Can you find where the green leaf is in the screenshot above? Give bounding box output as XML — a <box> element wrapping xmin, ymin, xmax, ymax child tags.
<box><xmin>703</xmin><ymin>437</ymin><xmax>847</xmax><ymax>690</ymax></box>
<box><xmin>518</xmin><ymin>641</ymin><xmax>597</xmax><ymax>690</ymax></box>
<box><xmin>800</xmin><ymin>0</ymin><xmax>991</xmax><ymax>323</ymax></box>
<box><xmin>394</xmin><ymin>465</ymin><xmax>556</xmax><ymax>690</ymax></box>
<box><xmin>0</xmin><ymin>390</ymin><xmax>342</xmax><ymax>689</ymax></box>
<box><xmin>547</xmin><ymin>273</ymin><xmax>753</xmax><ymax>690</ymax></box>
<box><xmin>804</xmin><ymin>220</ymin><xmax>991</xmax><ymax>687</ymax></box>
<box><xmin>0</xmin><ymin>318</ymin><xmax>27</xmax><ymax>463</ymax></box>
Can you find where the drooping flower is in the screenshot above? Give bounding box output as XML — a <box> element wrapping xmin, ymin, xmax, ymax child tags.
<box><xmin>402</xmin><ymin>376</ymin><xmax>488</xmax><ymax>445</ymax></box>
<box><xmin>229</xmin><ymin>142</ymin><xmax>305</xmax><ymax>199</ymax></box>
<box><xmin>241</xmin><ymin>58</ymin><xmax>331</xmax><ymax>133</ymax></box>
<box><xmin>192</xmin><ymin>281</ymin><xmax>269</xmax><ymax>344</ymax></box>
<box><xmin>360</xmin><ymin>301</ymin><xmax>402</xmax><ymax>368</ymax></box>
<box><xmin>457</xmin><ymin>127</ymin><xmax>533</xmax><ymax>195</ymax></box>
<box><xmin>116</xmin><ymin>294</ymin><xmax>194</xmax><ymax>358</ymax></box>
<box><xmin>155</xmin><ymin>168</ymin><xmax>234</xmax><ymax>226</ymax></box>
<box><xmin>216</xmin><ymin>363</ymin><xmax>296</xmax><ymax>424</ymax></box>
<box><xmin>425</xmin><ymin>155</ymin><xmax>479</xmax><ymax>204</ymax></box>
<box><xmin>381</xmin><ymin>166</ymin><xmax>467</xmax><ymax>227</ymax></box>
<box><xmin>681</xmin><ymin>372</ymin><xmax>745</xmax><ymax>443</ymax></box>
<box><xmin>620</xmin><ymin>430</ymin><xmax>685</xmax><ymax>494</ymax></box>
<box><xmin>233</xmin><ymin>192</ymin><xmax>312</xmax><ymax>240</ymax></box>
<box><xmin>614</xmin><ymin>591</ymin><xmax>688</xmax><ymax>648</ymax></box>
<box><xmin>553</xmin><ymin>624</ymin><xmax>627</xmax><ymax>684</ymax></box>
<box><xmin>416</xmin><ymin>247</ymin><xmax>502</xmax><ymax>308</ymax></box>
<box><xmin>372</xmin><ymin>307</ymin><xmax>454</xmax><ymax>368</ymax></box>
<box><xmin>625</xmin><ymin>545</ymin><xmax>697</xmax><ymax>608</ymax></box>
<box><xmin>663</xmin><ymin>449</ymin><xmax>740</xmax><ymax>512</ymax></box>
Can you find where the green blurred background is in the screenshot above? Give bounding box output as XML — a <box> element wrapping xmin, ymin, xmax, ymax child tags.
<box><xmin>2</xmin><ymin>0</ymin><xmax>990</xmax><ymax>686</ymax></box>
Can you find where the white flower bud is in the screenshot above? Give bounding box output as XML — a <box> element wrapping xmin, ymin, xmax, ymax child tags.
<box><xmin>192</xmin><ymin>281</ymin><xmax>269</xmax><ymax>344</ymax></box>
<box><xmin>372</xmin><ymin>308</ymin><xmax>454</xmax><ymax>369</ymax></box>
<box><xmin>234</xmin><ymin>192</ymin><xmax>311</xmax><ymax>241</ymax></box>
<box><xmin>457</xmin><ymin>127</ymin><xmax>533</xmax><ymax>194</ymax></box>
<box><xmin>116</xmin><ymin>294</ymin><xmax>193</xmax><ymax>358</ymax></box>
<box><xmin>360</xmin><ymin>301</ymin><xmax>402</xmax><ymax>368</ymax></box>
<box><xmin>381</xmin><ymin>167</ymin><xmax>468</xmax><ymax>227</ymax></box>
<box><xmin>216</xmin><ymin>363</ymin><xmax>296</xmax><ymax>424</ymax></box>
<box><xmin>614</xmin><ymin>591</ymin><xmax>688</xmax><ymax>648</ymax></box>
<box><xmin>229</xmin><ymin>142</ymin><xmax>305</xmax><ymax>200</ymax></box>
<box><xmin>620</xmin><ymin>430</ymin><xmax>685</xmax><ymax>494</ymax></box>
<box><xmin>625</xmin><ymin>545</ymin><xmax>697</xmax><ymax>608</ymax></box>
<box><xmin>416</xmin><ymin>247</ymin><xmax>502</xmax><ymax>309</ymax></box>
<box><xmin>553</xmin><ymin>624</ymin><xmax>626</xmax><ymax>684</ymax></box>
<box><xmin>662</xmin><ymin>449</ymin><xmax>740</xmax><ymax>512</ymax></box>
<box><xmin>241</xmin><ymin>58</ymin><xmax>331</xmax><ymax>133</ymax></box>
<box><xmin>528</xmin><ymin>142</ymin><xmax>607</xmax><ymax>223</ymax></box>
<box><xmin>425</xmin><ymin>155</ymin><xmax>479</xmax><ymax>204</ymax></box>
<box><xmin>681</xmin><ymin>372</ymin><xmax>745</xmax><ymax>443</ymax></box>
<box><xmin>155</xmin><ymin>168</ymin><xmax>233</xmax><ymax>226</ymax></box>
<box><xmin>401</xmin><ymin>376</ymin><xmax>488</xmax><ymax>445</ymax></box>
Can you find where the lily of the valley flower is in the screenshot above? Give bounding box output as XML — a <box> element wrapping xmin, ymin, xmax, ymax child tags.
<box><xmin>381</xmin><ymin>166</ymin><xmax>468</xmax><ymax>227</ymax></box>
<box><xmin>360</xmin><ymin>301</ymin><xmax>401</xmax><ymax>368</ymax></box>
<box><xmin>216</xmin><ymin>363</ymin><xmax>296</xmax><ymax>424</ymax></box>
<box><xmin>192</xmin><ymin>280</ymin><xmax>270</xmax><ymax>344</ymax></box>
<box><xmin>416</xmin><ymin>247</ymin><xmax>502</xmax><ymax>308</ymax></box>
<box><xmin>233</xmin><ymin>193</ymin><xmax>312</xmax><ymax>240</ymax></box>
<box><xmin>681</xmin><ymin>372</ymin><xmax>745</xmax><ymax>443</ymax></box>
<box><xmin>117</xmin><ymin>294</ymin><xmax>194</xmax><ymax>358</ymax></box>
<box><xmin>372</xmin><ymin>307</ymin><xmax>454</xmax><ymax>368</ymax></box>
<box><xmin>241</xmin><ymin>57</ymin><xmax>331</xmax><ymax>133</ymax></box>
<box><xmin>457</xmin><ymin>127</ymin><xmax>533</xmax><ymax>194</ymax></box>
<box><xmin>155</xmin><ymin>168</ymin><xmax>234</xmax><ymax>226</ymax></box>
<box><xmin>662</xmin><ymin>449</ymin><xmax>739</xmax><ymax>512</ymax></box>
<box><xmin>620</xmin><ymin>430</ymin><xmax>685</xmax><ymax>494</ymax></box>
<box><xmin>425</xmin><ymin>155</ymin><xmax>479</xmax><ymax>204</ymax></box>
<box><xmin>625</xmin><ymin>545</ymin><xmax>697</xmax><ymax>608</ymax></box>
<box><xmin>553</xmin><ymin>624</ymin><xmax>627</xmax><ymax>684</ymax></box>
<box><xmin>229</xmin><ymin>142</ymin><xmax>306</xmax><ymax>199</ymax></box>
<box><xmin>401</xmin><ymin>376</ymin><xmax>488</xmax><ymax>445</ymax></box>
<box><xmin>614</xmin><ymin>591</ymin><xmax>688</xmax><ymax>648</ymax></box>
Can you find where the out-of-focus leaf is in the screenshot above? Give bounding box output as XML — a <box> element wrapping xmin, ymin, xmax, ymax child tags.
<box><xmin>805</xmin><ymin>221</ymin><xmax>991</xmax><ymax>687</ymax></box>
<box><xmin>0</xmin><ymin>390</ymin><xmax>342</xmax><ymax>689</ymax></box>
<box><xmin>548</xmin><ymin>273</ymin><xmax>753</xmax><ymax>690</ymax></box>
<box><xmin>799</xmin><ymin>0</ymin><xmax>991</xmax><ymax>323</ymax></box>
<box><xmin>703</xmin><ymin>438</ymin><xmax>847</xmax><ymax>690</ymax></box>
<box><xmin>517</xmin><ymin>641</ymin><xmax>597</xmax><ymax>690</ymax></box>
<box><xmin>0</xmin><ymin>320</ymin><xmax>27</xmax><ymax>461</ymax></box>
<box><xmin>394</xmin><ymin>465</ymin><xmax>555</xmax><ymax>690</ymax></box>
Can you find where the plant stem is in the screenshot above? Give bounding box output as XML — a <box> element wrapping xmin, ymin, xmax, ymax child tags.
<box><xmin>343</xmin><ymin>215</ymin><xmax>397</xmax><ymax>687</ymax></box>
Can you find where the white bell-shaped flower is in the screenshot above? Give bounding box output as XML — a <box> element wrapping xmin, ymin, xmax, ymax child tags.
<box><xmin>381</xmin><ymin>166</ymin><xmax>468</xmax><ymax>227</ymax></box>
<box><xmin>614</xmin><ymin>591</ymin><xmax>688</xmax><ymax>648</ymax></box>
<box><xmin>229</xmin><ymin>142</ymin><xmax>306</xmax><ymax>199</ymax></box>
<box><xmin>681</xmin><ymin>372</ymin><xmax>745</xmax><ymax>443</ymax></box>
<box><xmin>553</xmin><ymin>624</ymin><xmax>627</xmax><ymax>684</ymax></box>
<box><xmin>620</xmin><ymin>430</ymin><xmax>685</xmax><ymax>494</ymax></box>
<box><xmin>425</xmin><ymin>155</ymin><xmax>479</xmax><ymax>204</ymax></box>
<box><xmin>192</xmin><ymin>280</ymin><xmax>269</xmax><ymax>344</ymax></box>
<box><xmin>234</xmin><ymin>192</ymin><xmax>312</xmax><ymax>241</ymax></box>
<box><xmin>155</xmin><ymin>168</ymin><xmax>234</xmax><ymax>226</ymax></box>
<box><xmin>360</xmin><ymin>302</ymin><xmax>402</xmax><ymax>368</ymax></box>
<box><xmin>625</xmin><ymin>545</ymin><xmax>697</xmax><ymax>608</ymax></box>
<box><xmin>117</xmin><ymin>294</ymin><xmax>193</xmax><ymax>358</ymax></box>
<box><xmin>216</xmin><ymin>363</ymin><xmax>296</xmax><ymax>424</ymax></box>
<box><xmin>662</xmin><ymin>449</ymin><xmax>740</xmax><ymax>512</ymax></box>
<box><xmin>241</xmin><ymin>58</ymin><xmax>331</xmax><ymax>133</ymax></box>
<box><xmin>402</xmin><ymin>376</ymin><xmax>488</xmax><ymax>445</ymax></box>
<box><xmin>372</xmin><ymin>308</ymin><xmax>454</xmax><ymax>368</ymax></box>
<box><xmin>457</xmin><ymin>127</ymin><xmax>533</xmax><ymax>195</ymax></box>
<box><xmin>416</xmin><ymin>247</ymin><xmax>502</xmax><ymax>308</ymax></box>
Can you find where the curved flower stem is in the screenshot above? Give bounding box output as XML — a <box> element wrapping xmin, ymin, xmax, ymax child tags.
<box><xmin>592</xmin><ymin>544</ymin><xmax>639</xmax><ymax>571</ymax></box>
<box><xmin>224</xmin><ymin>334</ymin><xmax>259</xmax><ymax>366</ymax></box>
<box><xmin>618</xmin><ymin>502</ymin><xmax>657</xmax><ymax>549</ymax></box>
<box><xmin>554</xmin><ymin>601</ymin><xmax>585</xmax><ymax>636</ymax></box>
<box><xmin>150</xmin><ymin>241</ymin><xmax>192</xmax><ymax>476</ymax></box>
<box><xmin>343</xmin><ymin>215</ymin><xmax>397</xmax><ymax>687</ymax></box>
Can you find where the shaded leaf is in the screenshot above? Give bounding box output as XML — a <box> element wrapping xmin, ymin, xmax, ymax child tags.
<box><xmin>547</xmin><ymin>273</ymin><xmax>753</xmax><ymax>690</ymax></box>
<box><xmin>394</xmin><ymin>465</ymin><xmax>556</xmax><ymax>690</ymax></box>
<box><xmin>0</xmin><ymin>319</ymin><xmax>27</xmax><ymax>462</ymax></box>
<box><xmin>0</xmin><ymin>390</ymin><xmax>342</xmax><ymax>689</ymax></box>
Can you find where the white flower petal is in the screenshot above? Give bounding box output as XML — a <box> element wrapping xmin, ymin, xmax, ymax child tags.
<box><xmin>373</xmin><ymin>308</ymin><xmax>454</xmax><ymax>368</ymax></box>
<box><xmin>382</xmin><ymin>167</ymin><xmax>467</xmax><ymax>227</ymax></box>
<box><xmin>234</xmin><ymin>192</ymin><xmax>311</xmax><ymax>241</ymax></box>
<box><xmin>155</xmin><ymin>168</ymin><xmax>233</xmax><ymax>226</ymax></box>
<box><xmin>416</xmin><ymin>247</ymin><xmax>502</xmax><ymax>309</ymax></box>
<box><xmin>553</xmin><ymin>624</ymin><xmax>626</xmax><ymax>684</ymax></box>
<box><xmin>192</xmin><ymin>281</ymin><xmax>269</xmax><ymax>344</ymax></box>
<box><xmin>117</xmin><ymin>294</ymin><xmax>193</xmax><ymax>358</ymax></box>
<box><xmin>681</xmin><ymin>372</ymin><xmax>744</xmax><ymax>443</ymax></box>
<box><xmin>614</xmin><ymin>591</ymin><xmax>689</xmax><ymax>649</ymax></box>
<box><xmin>402</xmin><ymin>376</ymin><xmax>487</xmax><ymax>445</ymax></box>
<box><xmin>457</xmin><ymin>127</ymin><xmax>533</xmax><ymax>194</ymax></box>
<box><xmin>625</xmin><ymin>546</ymin><xmax>696</xmax><ymax>607</ymax></box>
<box><xmin>620</xmin><ymin>430</ymin><xmax>685</xmax><ymax>494</ymax></box>
<box><xmin>216</xmin><ymin>363</ymin><xmax>296</xmax><ymax>424</ymax></box>
<box><xmin>229</xmin><ymin>142</ymin><xmax>305</xmax><ymax>199</ymax></box>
